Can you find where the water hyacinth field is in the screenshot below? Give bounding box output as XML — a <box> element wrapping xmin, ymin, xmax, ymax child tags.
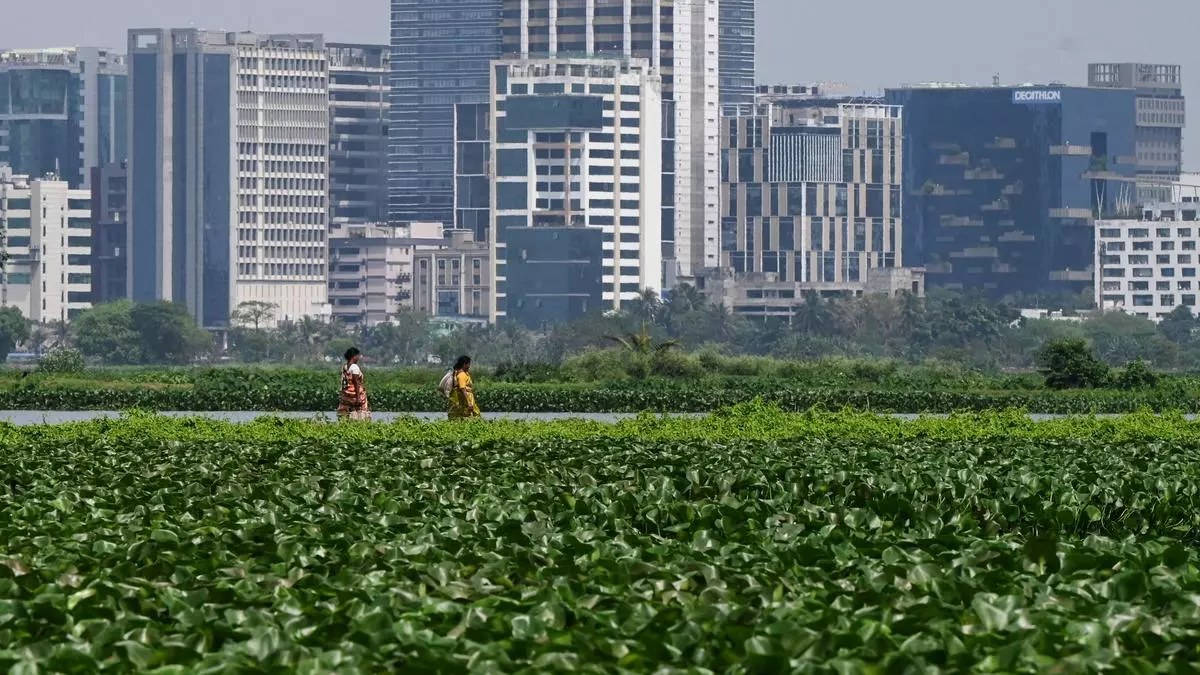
<box><xmin>3</xmin><ymin>407</ymin><xmax>1200</xmax><ymax>672</ymax></box>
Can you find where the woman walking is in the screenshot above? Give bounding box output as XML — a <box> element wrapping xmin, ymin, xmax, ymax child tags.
<box><xmin>337</xmin><ymin>347</ymin><xmax>371</xmax><ymax>421</ymax></box>
<box><xmin>447</xmin><ymin>355</ymin><xmax>480</xmax><ymax>420</ymax></box>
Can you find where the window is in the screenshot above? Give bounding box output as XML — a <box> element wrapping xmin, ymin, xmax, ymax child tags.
<box><xmin>1132</xmin><ymin>295</ymin><xmax>1154</xmax><ymax>307</ymax></box>
<box><xmin>1162</xmin><ymin>294</ymin><xmax>1176</xmax><ymax>306</ymax></box>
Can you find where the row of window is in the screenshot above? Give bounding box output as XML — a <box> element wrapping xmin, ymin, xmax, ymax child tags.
<box><xmin>1103</xmin><ymin>280</ymin><xmax>1199</xmax><ymax>291</ymax></box>
<box><xmin>1103</xmin><ymin>294</ymin><xmax>1197</xmax><ymax>308</ymax></box>
<box><xmin>1102</xmin><ymin>267</ymin><xmax>1200</xmax><ymax>278</ymax></box>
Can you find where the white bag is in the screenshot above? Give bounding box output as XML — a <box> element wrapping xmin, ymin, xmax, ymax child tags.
<box><xmin>438</xmin><ymin>370</ymin><xmax>454</xmax><ymax>398</ymax></box>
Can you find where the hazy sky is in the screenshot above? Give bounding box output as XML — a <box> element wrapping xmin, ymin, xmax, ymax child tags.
<box><xmin>3</xmin><ymin>0</ymin><xmax>1197</xmax><ymax>164</ymax></box>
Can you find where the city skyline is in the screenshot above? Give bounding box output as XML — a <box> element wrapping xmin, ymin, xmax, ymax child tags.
<box><xmin>2</xmin><ymin>0</ymin><xmax>1195</xmax><ymax>162</ymax></box>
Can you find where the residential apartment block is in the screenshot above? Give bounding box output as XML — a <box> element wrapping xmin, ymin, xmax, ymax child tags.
<box><xmin>0</xmin><ymin>47</ymin><xmax>127</xmax><ymax>189</ymax></box>
<box><xmin>0</xmin><ymin>168</ymin><xmax>93</xmax><ymax>322</ymax></box>
<box><xmin>1096</xmin><ymin>203</ymin><xmax>1200</xmax><ymax>321</ymax></box>
<box><xmin>412</xmin><ymin>229</ymin><xmax>491</xmax><ymax>320</ymax></box>
<box><xmin>128</xmin><ymin>29</ymin><xmax>330</xmax><ymax>328</ymax></box>
<box><xmin>327</xmin><ymin>221</ymin><xmax>441</xmax><ymax>326</ymax></box>
<box><xmin>488</xmin><ymin>57</ymin><xmax>663</xmax><ymax>327</ymax></box>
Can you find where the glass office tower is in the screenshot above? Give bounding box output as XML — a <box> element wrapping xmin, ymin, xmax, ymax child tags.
<box><xmin>389</xmin><ymin>1</ymin><xmax>502</xmax><ymax>225</ymax></box>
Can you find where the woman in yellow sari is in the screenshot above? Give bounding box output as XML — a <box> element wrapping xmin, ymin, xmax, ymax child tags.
<box><xmin>448</xmin><ymin>355</ymin><xmax>481</xmax><ymax>419</ymax></box>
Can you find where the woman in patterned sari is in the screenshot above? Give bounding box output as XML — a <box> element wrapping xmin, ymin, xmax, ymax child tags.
<box><xmin>337</xmin><ymin>347</ymin><xmax>370</xmax><ymax>421</ymax></box>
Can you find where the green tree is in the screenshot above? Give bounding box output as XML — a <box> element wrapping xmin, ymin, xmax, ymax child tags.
<box><xmin>72</xmin><ymin>301</ymin><xmax>140</xmax><ymax>364</ymax></box>
<box><xmin>360</xmin><ymin>311</ymin><xmax>431</xmax><ymax>365</ymax></box>
<box><xmin>130</xmin><ymin>301</ymin><xmax>211</xmax><ymax>364</ymax></box>
<box><xmin>230</xmin><ymin>301</ymin><xmax>278</xmax><ymax>332</ymax></box>
<box><xmin>0</xmin><ymin>306</ymin><xmax>30</xmax><ymax>362</ymax></box>
<box><xmin>1158</xmin><ymin>305</ymin><xmax>1197</xmax><ymax>346</ymax></box>
<box><xmin>1036</xmin><ymin>338</ymin><xmax>1109</xmax><ymax>389</ymax></box>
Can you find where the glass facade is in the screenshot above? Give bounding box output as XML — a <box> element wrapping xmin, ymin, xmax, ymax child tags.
<box><xmin>200</xmin><ymin>53</ymin><xmax>232</xmax><ymax>328</ymax></box>
<box><xmin>884</xmin><ymin>86</ymin><xmax>1138</xmax><ymax>297</ymax></box>
<box><xmin>503</xmin><ymin>226</ymin><xmax>604</xmax><ymax>328</ymax></box>
<box><xmin>0</xmin><ymin>69</ymin><xmax>81</xmax><ymax>185</ymax></box>
<box><xmin>129</xmin><ymin>52</ymin><xmax>159</xmax><ymax>302</ymax></box>
<box><xmin>389</xmin><ymin>0</ymin><xmax>502</xmax><ymax>224</ymax></box>
<box><xmin>328</xmin><ymin>43</ymin><xmax>389</xmax><ymax>226</ymax></box>
<box><xmin>719</xmin><ymin>0</ymin><xmax>755</xmax><ymax>105</ymax></box>
<box><xmin>0</xmin><ymin>49</ymin><xmax>128</xmax><ymax>189</ymax></box>
<box><xmin>454</xmin><ymin>103</ymin><xmax>490</xmax><ymax>242</ymax></box>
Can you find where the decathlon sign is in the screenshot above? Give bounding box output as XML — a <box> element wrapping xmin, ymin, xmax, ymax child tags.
<box><xmin>1013</xmin><ymin>89</ymin><xmax>1062</xmax><ymax>104</ymax></box>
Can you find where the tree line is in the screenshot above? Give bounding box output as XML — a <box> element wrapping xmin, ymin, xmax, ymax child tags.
<box><xmin>7</xmin><ymin>287</ymin><xmax>1200</xmax><ymax>371</ymax></box>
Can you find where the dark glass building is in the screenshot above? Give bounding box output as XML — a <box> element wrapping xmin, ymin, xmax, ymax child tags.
<box><xmin>0</xmin><ymin>48</ymin><xmax>127</xmax><ymax>190</ymax></box>
<box><xmin>90</xmin><ymin>162</ymin><xmax>128</xmax><ymax>303</ymax></box>
<box><xmin>328</xmin><ymin>43</ymin><xmax>389</xmax><ymax>226</ymax></box>
<box><xmin>884</xmin><ymin>85</ymin><xmax>1138</xmax><ymax>298</ymax></box>
<box><xmin>389</xmin><ymin>1</ymin><xmax>502</xmax><ymax>225</ymax></box>
<box><xmin>719</xmin><ymin>0</ymin><xmax>756</xmax><ymax>105</ymax></box>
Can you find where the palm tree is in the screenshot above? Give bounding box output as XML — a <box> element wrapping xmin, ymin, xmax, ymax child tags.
<box><xmin>605</xmin><ymin>322</ymin><xmax>680</xmax><ymax>356</ymax></box>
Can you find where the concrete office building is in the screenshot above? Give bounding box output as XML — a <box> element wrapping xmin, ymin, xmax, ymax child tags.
<box><xmin>885</xmin><ymin>84</ymin><xmax>1137</xmax><ymax>298</ymax></box>
<box><xmin>89</xmin><ymin>162</ymin><xmax>127</xmax><ymax>303</ymax></box>
<box><xmin>389</xmin><ymin>0</ymin><xmax>502</xmax><ymax>225</ymax></box>
<box><xmin>327</xmin><ymin>221</ymin><xmax>442</xmax><ymax>326</ymax></box>
<box><xmin>716</xmin><ymin>92</ymin><xmax>909</xmax><ymax>316</ymax></box>
<box><xmin>1096</xmin><ymin>203</ymin><xmax>1200</xmax><ymax>321</ymax></box>
<box><xmin>412</xmin><ymin>228</ymin><xmax>491</xmax><ymax>320</ymax></box>
<box><xmin>328</xmin><ymin>43</ymin><xmax>389</xmax><ymax>227</ymax></box>
<box><xmin>489</xmin><ymin>57</ymin><xmax>663</xmax><ymax>327</ymax></box>
<box><xmin>128</xmin><ymin>29</ymin><xmax>330</xmax><ymax>328</ymax></box>
<box><xmin>0</xmin><ymin>167</ymin><xmax>93</xmax><ymax>322</ymax></box>
<box><xmin>1088</xmin><ymin>63</ymin><xmax>1184</xmax><ymax>201</ymax></box>
<box><xmin>0</xmin><ymin>47</ymin><xmax>127</xmax><ymax>189</ymax></box>
<box><xmin>498</xmin><ymin>0</ymin><xmax>720</xmax><ymax>281</ymax></box>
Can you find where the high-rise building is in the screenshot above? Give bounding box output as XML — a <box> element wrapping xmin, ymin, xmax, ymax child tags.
<box><xmin>1095</xmin><ymin>202</ymin><xmax>1200</xmax><ymax>321</ymax></box>
<box><xmin>487</xmin><ymin>57</ymin><xmax>664</xmax><ymax>327</ymax></box>
<box><xmin>89</xmin><ymin>161</ymin><xmax>127</xmax><ymax>304</ymax></box>
<box><xmin>718</xmin><ymin>0</ymin><xmax>756</xmax><ymax>105</ymax></box>
<box><xmin>0</xmin><ymin>47</ymin><xmax>127</xmax><ymax>189</ymax></box>
<box><xmin>1088</xmin><ymin>63</ymin><xmax>1185</xmax><ymax>202</ymax></box>
<box><xmin>713</xmin><ymin>91</ymin><xmax>910</xmax><ymax>316</ymax></box>
<box><xmin>0</xmin><ymin>167</ymin><xmax>93</xmax><ymax>322</ymax></box>
<box><xmin>389</xmin><ymin>1</ymin><xmax>502</xmax><ymax>225</ymax></box>
<box><xmin>327</xmin><ymin>43</ymin><xmax>389</xmax><ymax>227</ymax></box>
<box><xmin>885</xmin><ymin>84</ymin><xmax>1137</xmax><ymax>298</ymax></box>
<box><xmin>497</xmin><ymin>0</ymin><xmax>721</xmax><ymax>281</ymax></box>
<box><xmin>128</xmin><ymin>29</ymin><xmax>330</xmax><ymax>328</ymax></box>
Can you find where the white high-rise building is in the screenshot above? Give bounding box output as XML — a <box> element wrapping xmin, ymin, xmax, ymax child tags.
<box><xmin>502</xmin><ymin>0</ymin><xmax>722</xmax><ymax>281</ymax></box>
<box><xmin>127</xmin><ymin>29</ymin><xmax>330</xmax><ymax>328</ymax></box>
<box><xmin>0</xmin><ymin>167</ymin><xmax>93</xmax><ymax>323</ymax></box>
<box><xmin>487</xmin><ymin>57</ymin><xmax>663</xmax><ymax>326</ymax></box>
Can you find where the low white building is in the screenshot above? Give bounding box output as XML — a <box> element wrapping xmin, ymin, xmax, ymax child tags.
<box><xmin>1096</xmin><ymin>202</ymin><xmax>1200</xmax><ymax>321</ymax></box>
<box><xmin>0</xmin><ymin>168</ymin><xmax>93</xmax><ymax>323</ymax></box>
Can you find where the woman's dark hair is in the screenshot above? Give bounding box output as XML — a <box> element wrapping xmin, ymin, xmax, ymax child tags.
<box><xmin>344</xmin><ymin>347</ymin><xmax>361</xmax><ymax>362</ymax></box>
<box><xmin>453</xmin><ymin>355</ymin><xmax>471</xmax><ymax>371</ymax></box>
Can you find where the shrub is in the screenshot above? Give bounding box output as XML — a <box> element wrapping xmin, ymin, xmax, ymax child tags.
<box><xmin>1113</xmin><ymin>358</ymin><xmax>1160</xmax><ymax>390</ymax></box>
<box><xmin>1036</xmin><ymin>339</ymin><xmax>1109</xmax><ymax>389</ymax></box>
<box><xmin>37</xmin><ymin>348</ymin><xmax>85</xmax><ymax>375</ymax></box>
